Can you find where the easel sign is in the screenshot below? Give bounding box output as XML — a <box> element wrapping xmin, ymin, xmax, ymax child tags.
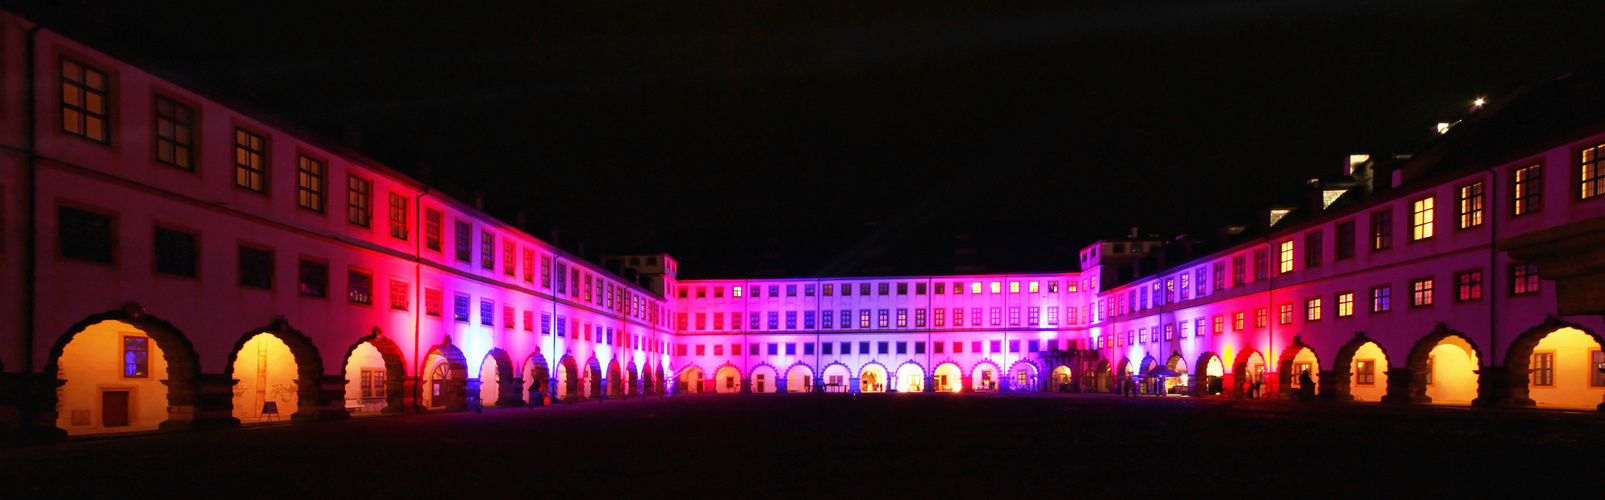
<box><xmin>260</xmin><ymin>401</ymin><xmax>280</xmax><ymax>421</ymax></box>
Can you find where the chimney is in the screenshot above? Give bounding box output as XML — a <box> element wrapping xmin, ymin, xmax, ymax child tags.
<box><xmin>550</xmin><ymin>227</ymin><xmax>560</xmax><ymax>247</ymax></box>
<box><xmin>418</xmin><ymin>161</ymin><xmax>433</xmax><ymax>183</ymax></box>
<box><xmin>516</xmin><ymin>210</ymin><xmax>528</xmax><ymax>231</ymax></box>
<box><xmin>577</xmin><ymin>242</ymin><xmax>586</xmax><ymax>259</ymax></box>
<box><xmin>1128</xmin><ymin>227</ymin><xmax>1138</xmax><ymax>239</ymax></box>
<box><xmin>343</xmin><ymin>124</ymin><xmax>362</xmax><ymax>151</ymax></box>
<box><xmin>473</xmin><ymin>190</ymin><xmax>484</xmax><ymax>211</ymax></box>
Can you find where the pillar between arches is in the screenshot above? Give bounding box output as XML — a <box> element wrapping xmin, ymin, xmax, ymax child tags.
<box><xmin>960</xmin><ymin>376</ymin><xmax>973</xmax><ymax>393</ymax></box>
<box><xmin>703</xmin><ymin>376</ymin><xmax>715</xmax><ymax>394</ymax></box>
<box><xmin>1470</xmin><ymin>366</ymin><xmax>1525</xmax><ymax>408</ymax></box>
<box><xmin>924</xmin><ymin>375</ymin><xmax>935</xmax><ymax>393</ymax></box>
<box><xmin>0</xmin><ymin>373</ymin><xmax>68</xmax><ymax>443</ymax></box>
<box><xmin>498</xmin><ymin>377</ymin><xmax>527</xmax><ymax>408</ymax></box>
<box><xmin>466</xmin><ymin>378</ymin><xmax>483</xmax><ymax>407</ymax></box>
<box><xmin>849</xmin><ymin>376</ymin><xmax>861</xmax><ymax>393</ymax></box>
<box><xmin>404</xmin><ymin>377</ymin><xmax>422</xmax><ymax>412</ymax></box>
<box><xmin>1316</xmin><ymin>371</ymin><xmax>1351</xmax><ymax>401</ymax></box>
<box><xmin>310</xmin><ymin>375</ymin><xmax>353</xmax><ymax>421</ymax></box>
<box><xmin>188</xmin><ymin>374</ymin><xmax>241</xmax><ymax>430</ymax></box>
<box><xmin>777</xmin><ymin>376</ymin><xmax>788</xmax><ymax>394</ymax></box>
<box><xmin>1380</xmin><ymin>368</ymin><xmax>1422</xmax><ymax>404</ymax></box>
<box><xmin>598</xmin><ymin>377</ymin><xmax>609</xmax><ymax>400</ymax></box>
<box><xmin>740</xmin><ymin>377</ymin><xmax>752</xmax><ymax>394</ymax></box>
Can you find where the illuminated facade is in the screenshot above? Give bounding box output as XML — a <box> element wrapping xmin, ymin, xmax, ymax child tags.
<box><xmin>6</xmin><ymin>8</ymin><xmax>1605</xmax><ymax>442</ymax></box>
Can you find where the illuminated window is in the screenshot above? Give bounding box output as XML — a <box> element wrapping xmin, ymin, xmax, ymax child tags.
<box><xmin>1592</xmin><ymin>350</ymin><xmax>1605</xmax><ymax>387</ymax></box>
<box><xmin>1513</xmin><ymin>164</ymin><xmax>1542</xmax><ymax>216</ymax></box>
<box><xmin>1371</xmin><ymin>209</ymin><xmax>1392</xmax><ymax>251</ymax></box>
<box><xmin>990</xmin><ymin>282</ymin><xmax>1001</xmax><ymax>294</ymax></box>
<box><xmin>1456</xmin><ymin>271</ymin><xmax>1483</xmax><ymax>301</ymax></box>
<box><xmin>933</xmin><ymin>308</ymin><xmax>945</xmax><ymax>327</ymax></box>
<box><xmin>348</xmin><ymin>269</ymin><xmax>372</xmax><ymax>304</ymax></box>
<box><xmin>523</xmin><ymin>310</ymin><xmax>534</xmax><ymax>331</ymax></box>
<box><xmin>1411</xmin><ymin>279</ymin><xmax>1434</xmax><ymax>307</ymax></box>
<box><xmin>154</xmin><ymin>96</ymin><xmax>193</xmax><ymax>169</ymax></box>
<box><xmin>1212</xmin><ymin>315</ymin><xmax>1224</xmax><ymax>334</ymax></box>
<box><xmin>1305</xmin><ymin>298</ymin><xmax>1321</xmax><ymax>321</ymax></box>
<box><xmin>61</xmin><ymin>59</ymin><xmax>109</xmax><ymax>143</ymax></box>
<box><xmin>1179</xmin><ymin>274</ymin><xmax>1190</xmax><ymax>300</ymax></box>
<box><xmin>1067</xmin><ymin>306</ymin><xmax>1078</xmax><ymax>325</ymax></box>
<box><xmin>389</xmin><ymin>193</ymin><xmax>409</xmax><ymax>240</ymax></box>
<box><xmin>951</xmin><ymin>308</ymin><xmax>964</xmax><ymax>326</ymax></box>
<box><xmin>878</xmin><ymin>309</ymin><xmax>890</xmax><ymax>328</ymax></box>
<box><xmin>1511</xmin><ymin>263</ymin><xmax>1540</xmax><ymax>295</ymax></box>
<box><xmin>347</xmin><ymin>175</ymin><xmax>372</xmax><ymax>227</ymax></box>
<box><xmin>1067</xmin><ymin>280</ymin><xmax>1079</xmax><ymax>292</ymax></box>
<box><xmin>1232</xmin><ymin>311</ymin><xmax>1245</xmax><ymax>331</ymax></box>
<box><xmin>425</xmin><ymin>288</ymin><xmax>442</xmax><ymax>316</ymax></box>
<box><xmin>233</xmin><ymin>128</ymin><xmax>267</xmax><ymax>192</ymax></box>
<box><xmin>360</xmin><ymin>369</ymin><xmax>385</xmax><ymax>398</ymax></box>
<box><xmin>1029</xmin><ymin>281</ymin><xmax>1039</xmax><ymax>293</ymax></box>
<box><xmin>1458</xmin><ymin>182</ymin><xmax>1484</xmax><ymax>229</ymax></box>
<box><xmin>1278</xmin><ymin>303</ymin><xmax>1294</xmax><ymax>325</ymax></box>
<box><xmin>503</xmin><ymin>241</ymin><xmax>516</xmax><ymax>276</ymax></box>
<box><xmin>860</xmin><ymin>310</ymin><xmax>871</xmax><ymax>328</ymax></box>
<box><xmin>732</xmin><ymin>286</ymin><xmax>743</xmax><ymax>297</ymax></box>
<box><xmin>296</xmin><ymin>156</ymin><xmax>325</xmax><ymax>212</ymax></box>
<box><xmin>1278</xmin><ymin>240</ymin><xmax>1294</xmax><ymax>273</ymax></box>
<box><xmin>1009</xmin><ymin>281</ymin><xmax>1020</xmax><ymax>293</ymax></box>
<box><xmin>298</xmin><ymin>259</ymin><xmax>327</xmax><ymax>297</ymax></box>
<box><xmin>1371</xmin><ymin>285</ymin><xmax>1392</xmax><ymax>312</ymax></box>
<box><xmin>1411</xmin><ymin>197</ymin><xmax>1434</xmax><ymax>240</ymax></box>
<box><xmin>1530</xmin><ymin>352</ymin><xmax>1554</xmax><ymax>387</ymax></box>
<box><xmin>1583</xmin><ymin>143</ymin><xmax>1605</xmax><ymax>199</ymax></box>
<box><xmin>424</xmin><ymin>208</ymin><xmax>442</xmax><ymax>252</ymax></box>
<box><xmin>122</xmin><ymin>336</ymin><xmax>149</xmax><ymax>378</ymax></box>
<box><xmin>1337</xmin><ymin>292</ymin><xmax>1354</xmax><ymax>317</ymax></box>
<box><xmin>1254</xmin><ymin>308</ymin><xmax>1268</xmax><ymax>328</ymax></box>
<box><xmin>389</xmin><ymin>279</ymin><xmax>409</xmax><ymax>310</ymax></box>
<box><xmin>1356</xmin><ymin>360</ymin><xmax>1375</xmax><ymax>385</ymax></box>
<box><xmin>1046</xmin><ymin>307</ymin><xmax>1057</xmax><ymax>325</ymax></box>
<box><xmin>480</xmin><ymin>231</ymin><xmax>495</xmax><ymax>270</ymax></box>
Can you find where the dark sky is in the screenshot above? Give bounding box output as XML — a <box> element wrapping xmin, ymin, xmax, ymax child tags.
<box><xmin>14</xmin><ymin>0</ymin><xmax>1605</xmax><ymax>278</ymax></box>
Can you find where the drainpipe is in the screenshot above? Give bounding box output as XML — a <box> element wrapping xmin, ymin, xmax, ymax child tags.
<box><xmin>1486</xmin><ymin>168</ymin><xmax>1499</xmax><ymax>367</ymax></box>
<box><xmin>815</xmin><ymin>278</ymin><xmax>822</xmax><ymax>392</ymax></box>
<box><xmin>23</xmin><ymin>23</ymin><xmax>42</xmax><ymax>376</ymax></box>
<box><xmin>411</xmin><ymin>187</ymin><xmax>429</xmax><ymax>411</ymax></box>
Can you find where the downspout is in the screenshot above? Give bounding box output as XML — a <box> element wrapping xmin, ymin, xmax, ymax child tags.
<box><xmin>815</xmin><ymin>278</ymin><xmax>822</xmax><ymax>392</ymax></box>
<box><xmin>1486</xmin><ymin>168</ymin><xmax>1500</xmax><ymax>369</ymax></box>
<box><xmin>23</xmin><ymin>23</ymin><xmax>42</xmax><ymax>375</ymax></box>
<box><xmin>412</xmin><ymin>187</ymin><xmax>429</xmax><ymax>411</ymax></box>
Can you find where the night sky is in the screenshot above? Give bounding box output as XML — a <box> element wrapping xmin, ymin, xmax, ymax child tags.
<box><xmin>14</xmin><ymin>0</ymin><xmax>1605</xmax><ymax>278</ymax></box>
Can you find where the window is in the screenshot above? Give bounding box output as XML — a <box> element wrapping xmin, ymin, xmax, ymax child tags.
<box><xmin>1592</xmin><ymin>350</ymin><xmax>1605</xmax><ymax>387</ymax></box>
<box><xmin>990</xmin><ymin>282</ymin><xmax>1002</xmax><ymax>294</ymax></box>
<box><xmin>769</xmin><ymin>312</ymin><xmax>780</xmax><ymax>329</ymax></box>
<box><xmin>898</xmin><ymin>282</ymin><xmax>908</xmax><ymax>295</ymax></box>
<box><xmin>878</xmin><ymin>309</ymin><xmax>890</xmax><ymax>328</ymax></box>
<box><xmin>1253</xmin><ymin>249</ymin><xmax>1268</xmax><ymax>280</ymax></box>
<box><xmin>1336</xmin><ymin>221</ymin><xmax>1356</xmax><ymax>260</ymax></box>
<box><xmin>454</xmin><ymin>221</ymin><xmax>472</xmax><ymax>262</ymax></box>
<box><xmin>1371</xmin><ymin>285</ymin><xmax>1392</xmax><ymax>312</ymax></box>
<box><xmin>821</xmin><ymin>284</ymin><xmax>832</xmax><ymax>296</ymax></box>
<box><xmin>453</xmin><ymin>294</ymin><xmax>470</xmax><ymax>322</ymax></box>
<box><xmin>389</xmin><ymin>279</ymin><xmax>409</xmax><ymax>310</ymax></box>
<box><xmin>860</xmin><ymin>310</ymin><xmax>871</xmax><ymax>328</ymax></box>
<box><xmin>1584</xmin><ymin>143</ymin><xmax>1605</xmax><ymax>200</ymax></box>
<box><xmin>1232</xmin><ymin>255</ymin><xmax>1246</xmax><ymax>285</ymax></box>
<box><xmin>153</xmin><ymin>96</ymin><xmax>193</xmax><ymax>169</ymax></box>
<box><xmin>840</xmin><ymin>342</ymin><xmax>852</xmax><ymax>355</ymax></box>
<box><xmin>1514</xmin><ymin>164</ymin><xmax>1542</xmax><ymax>216</ymax></box>
<box><xmin>1278</xmin><ymin>303</ymin><xmax>1294</xmax><ymax>325</ymax></box>
<box><xmin>990</xmin><ymin>307</ymin><xmax>1002</xmax><ymax>326</ymax></box>
<box><xmin>1337</xmin><ymin>292</ymin><xmax>1354</xmax><ymax>317</ymax></box>
<box><xmin>424</xmin><ymin>208</ymin><xmax>442</xmax><ymax>252</ymax></box>
<box><xmin>1009</xmin><ymin>281</ymin><xmax>1019</xmax><ymax>293</ymax></box>
<box><xmin>239</xmin><ymin>245</ymin><xmax>273</xmax><ymax>289</ymax></box>
<box><xmin>1305</xmin><ymin>298</ymin><xmax>1321</xmax><ymax>321</ymax></box>
<box><xmin>1456</xmin><ymin>271</ymin><xmax>1483</xmax><ymax>301</ymax></box>
<box><xmin>233</xmin><ymin>128</ymin><xmax>267</xmax><ymax>192</ymax></box>
<box><xmin>877</xmin><ymin>342</ymin><xmax>889</xmax><ymax>355</ymax></box>
<box><xmin>1254</xmin><ymin>308</ymin><xmax>1268</xmax><ymax>328</ymax></box>
<box><xmin>1370</xmin><ymin>209</ymin><xmax>1392</xmax><ymax>251</ymax></box>
<box><xmin>1212</xmin><ymin>315</ymin><xmax>1224</xmax><ymax>334</ymax></box>
<box><xmin>1045</xmin><ymin>307</ymin><xmax>1057</xmax><ymax>326</ymax></box>
<box><xmin>480</xmin><ymin>231</ymin><xmax>495</xmax><ymax>270</ymax></box>
<box><xmin>347</xmin><ymin>175</ymin><xmax>372</xmax><ymax>227</ymax></box>
<box><xmin>296</xmin><ymin>156</ymin><xmax>325</xmax><ymax>212</ymax></box>
<box><xmin>806</xmin><ymin>284</ymin><xmax>817</xmax><ymax>296</ymax></box>
<box><xmin>1411</xmin><ymin>197</ymin><xmax>1434</xmax><ymax>240</ymax></box>
<box><xmin>1027</xmin><ymin>307</ymin><xmax>1039</xmax><ymax>326</ymax></box>
<box><xmin>787</xmin><ymin>311</ymin><xmax>798</xmax><ymax>329</ymax></box>
<box><xmin>480</xmin><ymin>299</ymin><xmax>494</xmax><ymax>326</ymax></box>
<box><xmin>1356</xmin><ymin>360</ymin><xmax>1375</xmax><ymax>385</ymax></box>
<box><xmin>805</xmin><ymin>310</ymin><xmax>816</xmax><ymax>329</ymax></box>
<box><xmin>1009</xmin><ymin>340</ymin><xmax>1021</xmax><ymax>353</ymax></box>
<box><xmin>841</xmin><ymin>310</ymin><xmax>852</xmax><ymax>329</ymax></box>
<box><xmin>897</xmin><ymin>309</ymin><xmax>908</xmax><ymax>327</ymax></box>
<box><xmin>1232</xmin><ymin>311</ymin><xmax>1245</xmax><ymax>331</ymax></box>
<box><xmin>1458</xmin><ymin>182</ymin><xmax>1484</xmax><ymax>229</ymax></box>
<box><xmin>1530</xmin><ymin>352</ymin><xmax>1554</xmax><ymax>387</ymax></box>
<box><xmin>348</xmin><ymin>269</ymin><xmax>372</xmax><ymax>304</ymax></box>
<box><xmin>504</xmin><ymin>306</ymin><xmax>515</xmax><ymax>329</ymax></box>
<box><xmin>541</xmin><ymin>256</ymin><xmax>552</xmax><ymax>288</ymax></box>
<box><xmin>1511</xmin><ymin>263</ymin><xmax>1541</xmax><ymax>295</ymax></box>
<box><xmin>298</xmin><ymin>259</ymin><xmax>328</xmax><ymax>297</ymax></box>
<box><xmin>61</xmin><ymin>59</ymin><xmax>109</xmax><ymax>143</ymax></box>
<box><xmin>503</xmin><ymin>241</ymin><xmax>515</xmax><ymax>276</ymax></box>
<box><xmin>1411</xmin><ymin>279</ymin><xmax>1434</xmax><ymax>307</ymax></box>
<box><xmin>1304</xmin><ymin>231</ymin><xmax>1322</xmax><ymax>268</ymax></box>
<box><xmin>1008</xmin><ymin>307</ymin><xmax>1020</xmax><ymax>326</ymax></box>
<box><xmin>122</xmin><ymin>336</ymin><xmax>149</xmax><ymax>378</ymax></box>
<box><xmin>360</xmin><ymin>369</ymin><xmax>386</xmax><ymax>398</ymax></box>
<box><xmin>1278</xmin><ymin>240</ymin><xmax>1294</xmax><ymax>273</ymax></box>
<box><xmin>788</xmin><ymin>284</ymin><xmax>798</xmax><ymax>297</ymax></box>
<box><xmin>896</xmin><ymin>342</ymin><xmax>907</xmax><ymax>354</ymax></box>
<box><xmin>425</xmin><ymin>289</ymin><xmax>443</xmax><ymax>316</ymax></box>
<box><xmin>822</xmin><ymin>310</ymin><xmax>833</xmax><ymax>329</ymax></box>
<box><xmin>389</xmin><ymin>193</ymin><xmax>409</xmax><ymax>240</ymax></box>
<box><xmin>990</xmin><ymin>340</ymin><xmax>1002</xmax><ymax>353</ymax></box>
<box><xmin>971</xmin><ymin>282</ymin><xmax>982</xmax><ymax>294</ymax></box>
<box><xmin>59</xmin><ymin>206</ymin><xmax>114</xmax><ymax>263</ymax></box>
<box><xmin>153</xmin><ymin>227</ymin><xmax>196</xmax><ymax>277</ymax></box>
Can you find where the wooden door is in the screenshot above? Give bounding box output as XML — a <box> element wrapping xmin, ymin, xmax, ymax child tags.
<box><xmin>102</xmin><ymin>391</ymin><xmax>130</xmax><ymax>427</ymax></box>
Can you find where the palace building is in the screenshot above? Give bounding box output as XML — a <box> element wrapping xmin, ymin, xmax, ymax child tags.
<box><xmin>5</xmin><ymin>8</ymin><xmax>1605</xmax><ymax>441</ymax></box>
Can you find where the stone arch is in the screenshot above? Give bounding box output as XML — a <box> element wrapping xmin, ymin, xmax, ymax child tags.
<box><xmin>1276</xmin><ymin>338</ymin><xmax>1321</xmax><ymax>400</ymax></box>
<box><xmin>626</xmin><ymin>359</ymin><xmax>640</xmax><ymax>397</ymax></box>
<box><xmin>749</xmin><ymin>361</ymin><xmax>780</xmax><ymax>393</ymax></box>
<box><xmin>674</xmin><ymin>363</ymin><xmax>706</xmax><ymax>395</ymax></box>
<box><xmin>654</xmin><ymin>362</ymin><xmax>666</xmax><ymax>395</ymax></box>
<box><xmin>1006</xmin><ymin>360</ymin><xmax>1039</xmax><ymax>391</ymax></box>
<box><xmin>712</xmin><ymin>362</ymin><xmax>743</xmax><ymax>393</ymax></box>
<box><xmin>1501</xmin><ymin>316</ymin><xmax>1605</xmax><ymax>409</ymax></box>
<box><xmin>1193</xmin><ymin>352</ymin><xmax>1224</xmax><ymax>396</ymax></box>
<box><xmin>224</xmin><ymin>317</ymin><xmax>326</xmax><ymax>422</ymax></box>
<box><xmin>1231</xmin><ymin>347</ymin><xmax>1268</xmax><ymax>398</ymax></box>
<box><xmin>858</xmin><ymin>360</ymin><xmax>890</xmax><ymax>393</ymax></box>
<box><xmin>1330</xmin><ymin>333</ymin><xmax>1392</xmax><ymax>402</ymax></box>
<box><xmin>47</xmin><ymin>303</ymin><xmax>202</xmax><ymax>436</ymax></box>
<box><xmin>932</xmin><ymin>360</ymin><xmax>963</xmax><ymax>393</ymax></box>
<box><xmin>1094</xmin><ymin>358</ymin><xmax>1112</xmax><ymax>393</ymax></box>
<box><xmin>894</xmin><ymin>360</ymin><xmax>927</xmax><ymax>393</ymax></box>
<box><xmin>969</xmin><ymin>360</ymin><xmax>1001</xmax><ymax>392</ymax></box>
<box><xmin>339</xmin><ymin>327</ymin><xmax>406</xmax><ymax>414</ymax></box>
<box><xmin>783</xmin><ymin>361</ymin><xmax>816</xmax><ymax>393</ymax></box>
<box><xmin>821</xmin><ymin>361</ymin><xmax>852</xmax><ymax>392</ymax></box>
<box><xmin>607</xmin><ymin>357</ymin><xmax>623</xmax><ymax>398</ymax></box>
<box><xmin>1401</xmin><ymin>323</ymin><xmax>1483</xmax><ymax>405</ymax></box>
<box><xmin>557</xmin><ymin>355</ymin><xmax>580</xmax><ymax>401</ymax></box>
<box><xmin>585</xmin><ymin>356</ymin><xmax>604</xmax><ymax>399</ymax></box>
<box><xmin>421</xmin><ymin>338</ymin><xmax>468</xmax><ymax>411</ymax></box>
<box><xmin>479</xmin><ymin>348</ymin><xmax>521</xmax><ymax>407</ymax></box>
<box><xmin>521</xmin><ymin>351</ymin><xmax>549</xmax><ymax>404</ymax></box>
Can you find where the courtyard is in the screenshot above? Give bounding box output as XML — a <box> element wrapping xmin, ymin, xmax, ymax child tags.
<box><xmin>5</xmin><ymin>392</ymin><xmax>1604</xmax><ymax>497</ymax></box>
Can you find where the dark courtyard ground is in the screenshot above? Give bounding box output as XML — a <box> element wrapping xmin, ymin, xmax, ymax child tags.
<box><xmin>6</xmin><ymin>392</ymin><xmax>1605</xmax><ymax>497</ymax></box>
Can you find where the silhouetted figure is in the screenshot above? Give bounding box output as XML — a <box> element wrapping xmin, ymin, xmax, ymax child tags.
<box><xmin>1299</xmin><ymin>370</ymin><xmax>1316</xmax><ymax>401</ymax></box>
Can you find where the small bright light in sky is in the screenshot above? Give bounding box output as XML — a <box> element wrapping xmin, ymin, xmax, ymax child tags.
<box><xmin>1474</xmin><ymin>97</ymin><xmax>1486</xmax><ymax>107</ymax></box>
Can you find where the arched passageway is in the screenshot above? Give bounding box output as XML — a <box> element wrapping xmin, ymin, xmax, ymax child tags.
<box><xmin>1414</xmin><ymin>334</ymin><xmax>1480</xmax><ymax>405</ymax></box>
<box><xmin>934</xmin><ymin>363</ymin><xmax>962</xmax><ymax>392</ymax></box>
<box><xmin>1051</xmin><ymin>366</ymin><xmax>1073</xmax><ymax>392</ymax></box>
<box><xmin>607</xmin><ymin>358</ymin><xmax>623</xmax><ymax>398</ymax></box>
<box><xmin>478</xmin><ymin>349</ymin><xmax>518</xmax><ymax>407</ymax></box>
<box><xmin>1334</xmin><ymin>338</ymin><xmax>1391</xmax><ymax>402</ymax></box>
<box><xmin>1008</xmin><ymin>362</ymin><xmax>1037</xmax><ymax>392</ymax></box>
<box><xmin>786</xmin><ymin>364</ymin><xmax>814</xmax><ymax>393</ymax></box>
<box><xmin>1194</xmin><ymin>353</ymin><xmax>1224</xmax><ymax>396</ymax></box>
<box><xmin>342</xmin><ymin>331</ymin><xmax>405</xmax><ymax>414</ymax></box>
<box><xmin>822</xmin><ymin>364</ymin><xmax>851</xmax><ymax>393</ymax></box>
<box><xmin>715</xmin><ymin>366</ymin><xmax>742</xmax><ymax>393</ymax></box>
<box><xmin>971</xmin><ymin>363</ymin><xmax>999</xmax><ymax>392</ymax></box>
<box><xmin>421</xmin><ymin>342</ymin><xmax>467</xmax><ymax>410</ymax></box>
<box><xmin>677</xmin><ymin>366</ymin><xmax>704</xmax><ymax>394</ymax></box>
<box><xmin>585</xmin><ymin>358</ymin><xmax>604</xmax><ymax>399</ymax></box>
<box><xmin>51</xmin><ymin>311</ymin><xmax>199</xmax><ymax>435</ymax></box>
<box><xmin>556</xmin><ymin>356</ymin><xmax>579</xmax><ymax>401</ymax></box>
<box><xmin>751</xmin><ymin>365</ymin><xmax>778</xmax><ymax>393</ymax></box>
<box><xmin>227</xmin><ymin>327</ymin><xmax>321</xmax><ymax>423</ymax></box>
<box><xmin>1232</xmin><ymin>350</ymin><xmax>1267</xmax><ymax>398</ymax></box>
<box><xmin>860</xmin><ymin>364</ymin><xmax>888</xmax><ymax>393</ymax></box>
<box><xmin>1277</xmin><ymin>343</ymin><xmax>1320</xmax><ymax>400</ymax></box>
<box><xmin>522</xmin><ymin>353</ymin><xmax>549</xmax><ymax>404</ymax></box>
<box><xmin>896</xmin><ymin>363</ymin><xmax>925</xmax><ymax>393</ymax></box>
<box><xmin>1164</xmin><ymin>354</ymin><xmax>1189</xmax><ymax>396</ymax></box>
<box><xmin>1505</xmin><ymin>323</ymin><xmax>1605</xmax><ymax>409</ymax></box>
<box><xmin>626</xmin><ymin>361</ymin><xmax>640</xmax><ymax>397</ymax></box>
<box><xmin>1093</xmin><ymin>360</ymin><xmax>1112</xmax><ymax>393</ymax></box>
